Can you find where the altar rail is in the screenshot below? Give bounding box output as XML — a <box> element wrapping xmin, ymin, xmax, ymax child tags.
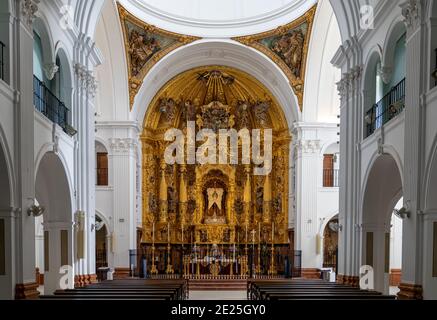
<box><xmin>129</xmin><ymin>245</ymin><xmax>301</xmax><ymax>280</ymax></box>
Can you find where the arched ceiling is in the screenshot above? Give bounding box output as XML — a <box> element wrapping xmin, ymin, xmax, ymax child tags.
<box><xmin>143</xmin><ymin>66</ymin><xmax>289</xmax><ymax>134</ymax></box>
<box><xmin>118</xmin><ymin>0</ymin><xmax>317</xmax><ymax>37</ymax></box>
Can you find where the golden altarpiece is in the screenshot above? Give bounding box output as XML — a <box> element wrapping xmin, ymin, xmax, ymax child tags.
<box><xmin>138</xmin><ymin>66</ymin><xmax>294</xmax><ymax>277</ymax></box>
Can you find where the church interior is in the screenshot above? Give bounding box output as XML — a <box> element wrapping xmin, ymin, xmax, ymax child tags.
<box><xmin>0</xmin><ymin>0</ymin><xmax>437</xmax><ymax>302</ymax></box>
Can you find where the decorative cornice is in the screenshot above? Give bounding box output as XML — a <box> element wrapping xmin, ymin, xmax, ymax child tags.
<box><xmin>401</xmin><ymin>0</ymin><xmax>421</xmax><ymax>31</ymax></box>
<box><xmin>294</xmin><ymin>139</ymin><xmax>321</xmax><ymax>154</ymax></box>
<box><xmin>233</xmin><ymin>5</ymin><xmax>317</xmax><ymax>111</ymax></box>
<box><xmin>74</xmin><ymin>64</ymin><xmax>98</xmax><ymax>98</ymax></box>
<box><xmin>377</xmin><ymin>66</ymin><xmax>393</xmax><ymax>84</ymax></box>
<box><xmin>21</xmin><ymin>0</ymin><xmax>40</xmax><ymax>27</ymax></box>
<box><xmin>336</xmin><ymin>65</ymin><xmax>363</xmax><ymax>100</ymax></box>
<box><xmin>44</xmin><ymin>63</ymin><xmax>59</xmax><ymax>81</ymax></box>
<box><xmin>117</xmin><ymin>3</ymin><xmax>199</xmax><ymax>109</ymax></box>
<box><xmin>109</xmin><ymin>138</ymin><xmax>138</xmax><ymax>153</ymax></box>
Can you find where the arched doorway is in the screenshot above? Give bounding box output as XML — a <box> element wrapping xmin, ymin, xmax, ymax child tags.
<box><xmin>95</xmin><ymin>214</ymin><xmax>110</xmax><ymax>281</ymax></box>
<box><xmin>362</xmin><ymin>154</ymin><xmax>403</xmax><ymax>294</ymax></box>
<box><xmin>323</xmin><ymin>216</ymin><xmax>339</xmax><ymax>273</ymax></box>
<box><xmin>35</xmin><ymin>152</ymin><xmax>73</xmax><ymax>294</ymax></box>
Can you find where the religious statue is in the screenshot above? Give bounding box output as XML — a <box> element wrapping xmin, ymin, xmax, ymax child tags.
<box><xmin>237</xmin><ymin>102</ymin><xmax>251</xmax><ymax>129</ymax></box>
<box><xmin>253</xmin><ymin>101</ymin><xmax>270</xmax><ymax>126</ymax></box>
<box><xmin>159</xmin><ymin>98</ymin><xmax>177</xmax><ymax>123</ymax></box>
<box><xmin>128</xmin><ymin>30</ymin><xmax>161</xmax><ymax>76</ymax></box>
<box><xmin>205</xmin><ymin>188</ymin><xmax>226</xmax><ymax>224</ymax></box>
<box><xmin>271</xmin><ymin>29</ymin><xmax>305</xmax><ymax>78</ymax></box>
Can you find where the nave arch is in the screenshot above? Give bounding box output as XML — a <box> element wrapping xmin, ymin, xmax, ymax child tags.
<box><xmin>361</xmin><ymin>153</ymin><xmax>403</xmax><ymax>294</ymax></box>
<box><xmin>35</xmin><ymin>152</ymin><xmax>73</xmax><ymax>294</ymax></box>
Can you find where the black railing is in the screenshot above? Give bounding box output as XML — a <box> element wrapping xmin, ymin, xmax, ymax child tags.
<box><xmin>0</xmin><ymin>41</ymin><xmax>5</xmax><ymax>81</ymax></box>
<box><xmin>323</xmin><ymin>169</ymin><xmax>339</xmax><ymax>188</ymax></box>
<box><xmin>33</xmin><ymin>75</ymin><xmax>75</xmax><ymax>135</ymax></box>
<box><xmin>433</xmin><ymin>48</ymin><xmax>437</xmax><ymax>86</ymax></box>
<box><xmin>365</xmin><ymin>78</ymin><xmax>406</xmax><ymax>138</ymax></box>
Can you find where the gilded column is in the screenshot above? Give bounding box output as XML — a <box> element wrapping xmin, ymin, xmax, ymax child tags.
<box><xmin>179</xmin><ymin>165</ymin><xmax>188</xmax><ymax>227</ymax></box>
<box><xmin>159</xmin><ymin>161</ymin><xmax>168</xmax><ymax>223</ymax></box>
<box><xmin>263</xmin><ymin>174</ymin><xmax>272</xmax><ymax>224</ymax></box>
<box><xmin>243</xmin><ymin>165</ymin><xmax>252</xmax><ymax>226</ymax></box>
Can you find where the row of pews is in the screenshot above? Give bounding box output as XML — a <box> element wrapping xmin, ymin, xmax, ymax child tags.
<box><xmin>248</xmin><ymin>279</ymin><xmax>396</xmax><ymax>300</ymax></box>
<box><xmin>40</xmin><ymin>279</ymin><xmax>188</xmax><ymax>300</ymax></box>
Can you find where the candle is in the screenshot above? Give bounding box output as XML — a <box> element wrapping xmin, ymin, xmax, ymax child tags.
<box><xmin>181</xmin><ymin>224</ymin><xmax>184</xmax><ymax>244</ymax></box>
<box><xmin>152</xmin><ymin>222</ymin><xmax>155</xmax><ymax>245</ymax></box>
<box><xmin>258</xmin><ymin>223</ymin><xmax>261</xmax><ymax>244</ymax></box>
<box><xmin>167</xmin><ymin>222</ymin><xmax>170</xmax><ymax>243</ymax></box>
<box><xmin>245</xmin><ymin>224</ymin><xmax>248</xmax><ymax>243</ymax></box>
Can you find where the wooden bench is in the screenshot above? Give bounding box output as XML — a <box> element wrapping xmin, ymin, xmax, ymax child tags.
<box><xmin>248</xmin><ymin>279</ymin><xmax>396</xmax><ymax>301</ymax></box>
<box><xmin>41</xmin><ymin>279</ymin><xmax>188</xmax><ymax>300</ymax></box>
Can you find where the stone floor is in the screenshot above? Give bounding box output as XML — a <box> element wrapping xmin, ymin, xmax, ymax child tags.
<box><xmin>189</xmin><ymin>291</ymin><xmax>247</xmax><ymax>300</ymax></box>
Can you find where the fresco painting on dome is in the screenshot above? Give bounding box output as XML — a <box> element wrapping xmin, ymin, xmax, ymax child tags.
<box><xmin>258</xmin><ymin>22</ymin><xmax>309</xmax><ymax>79</ymax></box>
<box><xmin>125</xmin><ymin>20</ymin><xmax>177</xmax><ymax>77</ymax></box>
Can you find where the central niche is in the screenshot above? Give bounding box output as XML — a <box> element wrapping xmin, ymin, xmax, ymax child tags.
<box><xmin>141</xmin><ymin>66</ymin><xmax>290</xmax><ymax>246</ymax></box>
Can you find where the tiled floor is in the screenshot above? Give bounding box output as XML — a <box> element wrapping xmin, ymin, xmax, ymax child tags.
<box><xmin>189</xmin><ymin>291</ymin><xmax>247</xmax><ymax>300</ymax></box>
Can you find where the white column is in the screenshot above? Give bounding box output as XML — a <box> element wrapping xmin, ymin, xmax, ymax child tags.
<box><xmin>109</xmin><ymin>138</ymin><xmax>138</xmax><ymax>269</ymax></box>
<box><xmin>72</xmin><ymin>39</ymin><xmax>100</xmax><ymax>280</ymax></box>
<box><xmin>12</xmin><ymin>0</ymin><xmax>39</xmax><ymax>298</ymax></box>
<box><xmin>293</xmin><ymin>130</ymin><xmax>321</xmax><ymax>270</ymax></box>
<box><xmin>399</xmin><ymin>0</ymin><xmax>426</xmax><ymax>296</ymax></box>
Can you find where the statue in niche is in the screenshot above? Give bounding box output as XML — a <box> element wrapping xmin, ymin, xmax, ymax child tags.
<box><xmin>187</xmin><ymin>199</ymin><xmax>196</xmax><ymax>216</ymax></box>
<box><xmin>237</xmin><ymin>102</ymin><xmax>251</xmax><ymax>129</ymax></box>
<box><xmin>256</xmin><ymin>187</ymin><xmax>264</xmax><ymax>213</ymax></box>
<box><xmin>159</xmin><ymin>98</ymin><xmax>177</xmax><ymax>124</ymax></box>
<box><xmin>234</xmin><ymin>198</ymin><xmax>244</xmax><ymax>216</ymax></box>
<box><xmin>272</xmin><ymin>195</ymin><xmax>282</xmax><ymax>215</ymax></box>
<box><xmin>128</xmin><ymin>30</ymin><xmax>160</xmax><ymax>76</ymax></box>
<box><xmin>205</xmin><ymin>188</ymin><xmax>226</xmax><ymax>224</ymax></box>
<box><xmin>149</xmin><ymin>193</ymin><xmax>158</xmax><ymax>215</ymax></box>
<box><xmin>253</xmin><ymin>101</ymin><xmax>270</xmax><ymax>126</ymax></box>
<box><xmin>167</xmin><ymin>187</ymin><xmax>177</xmax><ymax>213</ymax></box>
<box><xmin>271</xmin><ymin>29</ymin><xmax>304</xmax><ymax>78</ymax></box>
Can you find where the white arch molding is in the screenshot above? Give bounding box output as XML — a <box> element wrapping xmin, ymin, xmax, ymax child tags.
<box><xmin>119</xmin><ymin>0</ymin><xmax>317</xmax><ymax>38</ymax></box>
<box><xmin>130</xmin><ymin>39</ymin><xmax>301</xmax><ymax>129</ymax></box>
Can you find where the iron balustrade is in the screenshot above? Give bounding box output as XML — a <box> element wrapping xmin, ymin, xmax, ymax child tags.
<box><xmin>323</xmin><ymin>169</ymin><xmax>339</xmax><ymax>188</ymax></box>
<box><xmin>433</xmin><ymin>48</ymin><xmax>437</xmax><ymax>86</ymax></box>
<box><xmin>33</xmin><ymin>75</ymin><xmax>75</xmax><ymax>136</ymax></box>
<box><xmin>365</xmin><ymin>78</ymin><xmax>406</xmax><ymax>138</ymax></box>
<box><xmin>0</xmin><ymin>41</ymin><xmax>5</xmax><ymax>81</ymax></box>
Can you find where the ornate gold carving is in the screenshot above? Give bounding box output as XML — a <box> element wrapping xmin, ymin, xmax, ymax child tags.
<box><xmin>117</xmin><ymin>3</ymin><xmax>199</xmax><ymax>108</ymax></box>
<box><xmin>141</xmin><ymin>66</ymin><xmax>291</xmax><ymax>246</ymax></box>
<box><xmin>233</xmin><ymin>5</ymin><xmax>317</xmax><ymax>110</ymax></box>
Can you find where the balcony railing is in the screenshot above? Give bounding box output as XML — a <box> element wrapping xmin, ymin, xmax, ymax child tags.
<box><xmin>323</xmin><ymin>169</ymin><xmax>339</xmax><ymax>188</ymax></box>
<box><xmin>365</xmin><ymin>78</ymin><xmax>406</xmax><ymax>138</ymax></box>
<box><xmin>0</xmin><ymin>41</ymin><xmax>5</xmax><ymax>81</ymax></box>
<box><xmin>33</xmin><ymin>75</ymin><xmax>76</xmax><ymax>136</ymax></box>
<box><xmin>433</xmin><ymin>48</ymin><xmax>437</xmax><ymax>86</ymax></box>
